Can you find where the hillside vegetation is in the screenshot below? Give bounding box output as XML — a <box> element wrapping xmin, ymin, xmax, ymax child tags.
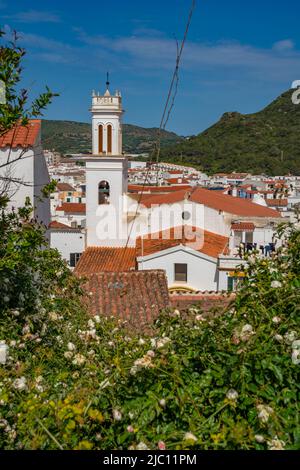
<box><xmin>161</xmin><ymin>89</ymin><xmax>300</xmax><ymax>175</ymax></box>
<box><xmin>41</xmin><ymin>120</ymin><xmax>182</xmax><ymax>155</ymax></box>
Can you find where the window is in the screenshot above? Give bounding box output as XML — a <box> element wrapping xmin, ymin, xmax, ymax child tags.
<box><xmin>98</xmin><ymin>124</ymin><xmax>103</xmax><ymax>154</ymax></box>
<box><xmin>98</xmin><ymin>180</ymin><xmax>110</xmax><ymax>205</ymax></box>
<box><xmin>107</xmin><ymin>124</ymin><xmax>112</xmax><ymax>154</ymax></box>
<box><xmin>174</xmin><ymin>263</ymin><xmax>187</xmax><ymax>282</ymax></box>
<box><xmin>70</xmin><ymin>253</ymin><xmax>81</xmax><ymax>268</ymax></box>
<box><xmin>66</xmin><ymin>198</ymin><xmax>71</xmax><ymax>202</ymax></box>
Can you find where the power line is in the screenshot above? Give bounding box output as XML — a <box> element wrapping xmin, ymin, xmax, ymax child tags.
<box><xmin>118</xmin><ymin>0</ymin><xmax>196</xmax><ymax>267</ymax></box>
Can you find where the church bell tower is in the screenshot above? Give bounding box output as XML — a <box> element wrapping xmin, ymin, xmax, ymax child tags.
<box><xmin>91</xmin><ymin>73</ymin><xmax>123</xmax><ymax>156</ymax></box>
<box><xmin>86</xmin><ymin>76</ymin><xmax>128</xmax><ymax>247</ymax></box>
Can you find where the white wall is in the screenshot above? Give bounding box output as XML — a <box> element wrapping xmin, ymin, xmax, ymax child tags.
<box><xmin>86</xmin><ymin>157</ymin><xmax>129</xmax><ymax>246</ymax></box>
<box><xmin>34</xmin><ymin>143</ymin><xmax>51</xmax><ymax>226</ymax></box>
<box><xmin>138</xmin><ymin>246</ymin><xmax>219</xmax><ymax>292</ymax></box>
<box><xmin>0</xmin><ymin>143</ymin><xmax>50</xmax><ymax>226</ymax></box>
<box><xmin>50</xmin><ymin>230</ymin><xmax>85</xmax><ymax>265</ymax></box>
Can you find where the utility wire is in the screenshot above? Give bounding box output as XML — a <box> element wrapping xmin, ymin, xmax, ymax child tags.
<box><xmin>155</xmin><ymin>0</ymin><xmax>196</xmax><ymax>172</ymax></box>
<box><xmin>118</xmin><ymin>0</ymin><xmax>196</xmax><ymax>269</ymax></box>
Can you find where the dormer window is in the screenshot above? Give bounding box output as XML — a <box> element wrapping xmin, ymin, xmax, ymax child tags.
<box><xmin>98</xmin><ymin>181</ymin><xmax>110</xmax><ymax>205</ymax></box>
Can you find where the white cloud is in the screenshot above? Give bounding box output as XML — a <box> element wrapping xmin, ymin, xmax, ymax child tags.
<box><xmin>273</xmin><ymin>39</ymin><xmax>295</xmax><ymax>52</ymax></box>
<box><xmin>4</xmin><ymin>10</ymin><xmax>61</xmax><ymax>23</ymax></box>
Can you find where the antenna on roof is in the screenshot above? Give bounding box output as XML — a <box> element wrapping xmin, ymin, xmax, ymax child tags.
<box><xmin>106</xmin><ymin>71</ymin><xmax>110</xmax><ymax>90</ymax></box>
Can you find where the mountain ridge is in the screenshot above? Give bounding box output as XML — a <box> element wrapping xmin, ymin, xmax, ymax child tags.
<box><xmin>41</xmin><ymin>120</ymin><xmax>183</xmax><ymax>155</ymax></box>
<box><xmin>161</xmin><ymin>89</ymin><xmax>300</xmax><ymax>175</ymax></box>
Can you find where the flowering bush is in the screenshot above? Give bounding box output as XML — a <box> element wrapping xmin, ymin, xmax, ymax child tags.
<box><xmin>0</xmin><ymin>206</ymin><xmax>299</xmax><ymax>450</ymax></box>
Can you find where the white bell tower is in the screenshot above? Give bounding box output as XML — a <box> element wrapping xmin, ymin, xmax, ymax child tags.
<box><xmin>86</xmin><ymin>76</ymin><xmax>128</xmax><ymax>247</ymax></box>
<box><xmin>91</xmin><ymin>73</ymin><xmax>123</xmax><ymax>156</ymax></box>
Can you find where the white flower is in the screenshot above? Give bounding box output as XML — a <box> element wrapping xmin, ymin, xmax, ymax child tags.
<box><xmin>274</xmin><ymin>334</ymin><xmax>283</xmax><ymax>342</ymax></box>
<box><xmin>267</xmin><ymin>437</ymin><xmax>285</xmax><ymax>450</ymax></box>
<box><xmin>272</xmin><ymin>316</ymin><xmax>282</xmax><ymax>324</ymax></box>
<box><xmin>146</xmin><ymin>350</ymin><xmax>155</xmax><ymax>358</ymax></box>
<box><xmin>156</xmin><ymin>337</ymin><xmax>171</xmax><ymax>349</ymax></box>
<box><xmin>10</xmin><ymin>340</ymin><xmax>16</xmax><ymax>347</ymax></box>
<box><xmin>113</xmin><ymin>409</ymin><xmax>122</xmax><ymax>421</ymax></box>
<box><xmin>173</xmin><ymin>309</ymin><xmax>181</xmax><ymax>317</ymax></box>
<box><xmin>291</xmin><ymin>350</ymin><xmax>300</xmax><ymax>365</ymax></box>
<box><xmin>87</xmin><ymin>319</ymin><xmax>95</xmax><ymax>329</ymax></box>
<box><xmin>269</xmin><ymin>268</ymin><xmax>278</xmax><ymax>274</ymax></box>
<box><xmin>108</xmin><ymin>341</ymin><xmax>115</xmax><ymax>347</ymax></box>
<box><xmin>128</xmin><ymin>412</ymin><xmax>134</xmax><ymax>420</ymax></box>
<box><xmin>0</xmin><ymin>341</ymin><xmax>8</xmax><ymax>365</ymax></box>
<box><xmin>138</xmin><ymin>338</ymin><xmax>145</xmax><ymax>346</ymax></box>
<box><xmin>136</xmin><ymin>442</ymin><xmax>149</xmax><ymax>450</ymax></box>
<box><xmin>255</xmin><ymin>435</ymin><xmax>265</xmax><ymax>443</ymax></box>
<box><xmin>22</xmin><ymin>325</ymin><xmax>30</xmax><ymax>335</ymax></box>
<box><xmin>271</xmin><ymin>281</ymin><xmax>282</xmax><ymax>289</ymax></box>
<box><xmin>13</xmin><ymin>377</ymin><xmax>27</xmax><ymax>391</ymax></box>
<box><xmin>257</xmin><ymin>404</ymin><xmax>274</xmax><ymax>423</ymax></box>
<box><xmin>240</xmin><ymin>324</ymin><xmax>255</xmax><ymax>342</ymax></box>
<box><xmin>284</xmin><ymin>331</ymin><xmax>298</xmax><ymax>345</ymax></box>
<box><xmin>72</xmin><ymin>354</ymin><xmax>85</xmax><ymax>366</ymax></box>
<box><xmin>159</xmin><ymin>399</ymin><xmax>166</xmax><ymax>408</ymax></box>
<box><xmin>127</xmin><ymin>425</ymin><xmax>134</xmax><ymax>433</ymax></box>
<box><xmin>226</xmin><ymin>389</ymin><xmax>239</xmax><ymax>401</ymax></box>
<box><xmin>292</xmin><ymin>340</ymin><xmax>300</xmax><ymax>350</ymax></box>
<box><xmin>183</xmin><ymin>432</ymin><xmax>197</xmax><ymax>442</ymax></box>
<box><xmin>94</xmin><ymin>315</ymin><xmax>100</xmax><ymax>324</ymax></box>
<box><xmin>48</xmin><ymin>312</ymin><xmax>58</xmax><ymax>321</ymax></box>
<box><xmin>67</xmin><ymin>342</ymin><xmax>76</xmax><ymax>352</ymax></box>
<box><xmin>195</xmin><ymin>314</ymin><xmax>206</xmax><ymax>322</ymax></box>
<box><xmin>64</xmin><ymin>351</ymin><xmax>73</xmax><ymax>359</ymax></box>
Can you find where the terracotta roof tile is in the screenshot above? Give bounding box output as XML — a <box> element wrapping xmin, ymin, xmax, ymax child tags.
<box><xmin>83</xmin><ymin>270</ymin><xmax>170</xmax><ymax>328</ymax></box>
<box><xmin>266</xmin><ymin>199</ymin><xmax>288</xmax><ymax>207</ymax></box>
<box><xmin>75</xmin><ymin>247</ymin><xmax>136</xmax><ymax>275</ymax></box>
<box><xmin>56</xmin><ymin>183</ymin><xmax>76</xmax><ymax>192</ymax></box>
<box><xmin>231</xmin><ymin>222</ymin><xmax>255</xmax><ymax>232</ymax></box>
<box><xmin>139</xmin><ymin>189</ymin><xmax>189</xmax><ymax>208</ymax></box>
<box><xmin>190</xmin><ymin>188</ymin><xmax>281</xmax><ymax>218</ymax></box>
<box><xmin>137</xmin><ymin>226</ymin><xmax>229</xmax><ymax>259</ymax></box>
<box><xmin>170</xmin><ymin>292</ymin><xmax>235</xmax><ymax>313</ymax></box>
<box><xmin>49</xmin><ymin>221</ymin><xmax>82</xmax><ymax>231</ymax></box>
<box><xmin>128</xmin><ymin>184</ymin><xmax>192</xmax><ymax>193</ymax></box>
<box><xmin>56</xmin><ymin>203</ymin><xmax>86</xmax><ymax>213</ymax></box>
<box><xmin>0</xmin><ymin>120</ymin><xmax>41</xmax><ymax>148</ymax></box>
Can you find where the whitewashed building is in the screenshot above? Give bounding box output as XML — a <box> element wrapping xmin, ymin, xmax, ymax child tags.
<box><xmin>0</xmin><ymin>119</ymin><xmax>50</xmax><ymax>225</ymax></box>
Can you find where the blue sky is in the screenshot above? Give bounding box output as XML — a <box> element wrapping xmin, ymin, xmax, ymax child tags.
<box><xmin>1</xmin><ymin>0</ymin><xmax>300</xmax><ymax>135</ymax></box>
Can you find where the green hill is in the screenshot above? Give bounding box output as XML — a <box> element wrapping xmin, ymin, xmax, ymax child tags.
<box><xmin>41</xmin><ymin>120</ymin><xmax>183</xmax><ymax>155</ymax></box>
<box><xmin>161</xmin><ymin>89</ymin><xmax>300</xmax><ymax>175</ymax></box>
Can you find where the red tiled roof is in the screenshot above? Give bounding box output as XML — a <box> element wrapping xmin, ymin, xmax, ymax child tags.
<box><xmin>137</xmin><ymin>226</ymin><xmax>229</xmax><ymax>259</ymax></box>
<box><xmin>266</xmin><ymin>199</ymin><xmax>288</xmax><ymax>207</ymax></box>
<box><xmin>56</xmin><ymin>183</ymin><xmax>76</xmax><ymax>192</ymax></box>
<box><xmin>168</xmin><ymin>170</ymin><xmax>183</xmax><ymax>175</ymax></box>
<box><xmin>190</xmin><ymin>188</ymin><xmax>281</xmax><ymax>218</ymax></box>
<box><xmin>0</xmin><ymin>120</ymin><xmax>41</xmax><ymax>148</ymax></box>
<box><xmin>140</xmin><ymin>189</ymin><xmax>189</xmax><ymax>208</ymax></box>
<box><xmin>166</xmin><ymin>178</ymin><xmax>189</xmax><ymax>184</ymax></box>
<box><xmin>128</xmin><ymin>184</ymin><xmax>192</xmax><ymax>193</ymax></box>
<box><xmin>75</xmin><ymin>247</ymin><xmax>136</xmax><ymax>275</ymax></box>
<box><xmin>56</xmin><ymin>203</ymin><xmax>86</xmax><ymax>214</ymax></box>
<box><xmin>231</xmin><ymin>222</ymin><xmax>255</xmax><ymax>232</ymax></box>
<box><xmin>83</xmin><ymin>270</ymin><xmax>170</xmax><ymax>327</ymax></box>
<box><xmin>170</xmin><ymin>292</ymin><xmax>235</xmax><ymax>312</ymax></box>
<box><xmin>49</xmin><ymin>221</ymin><xmax>72</xmax><ymax>229</ymax></box>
